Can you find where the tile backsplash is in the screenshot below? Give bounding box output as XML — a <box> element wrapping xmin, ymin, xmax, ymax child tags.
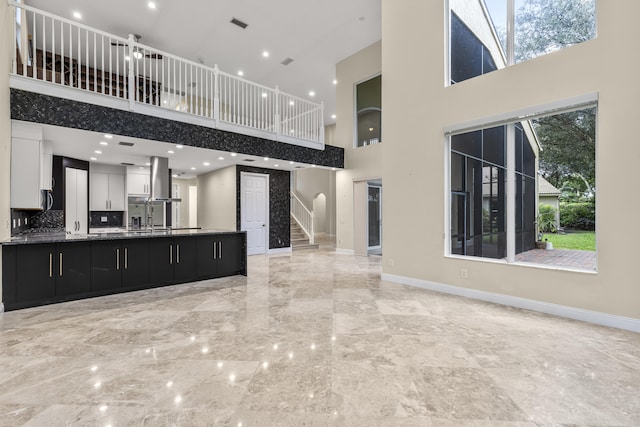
<box><xmin>10</xmin><ymin>209</ymin><xmax>64</xmax><ymax>235</ymax></box>
<box><xmin>90</xmin><ymin>211</ymin><xmax>124</xmax><ymax>227</ymax></box>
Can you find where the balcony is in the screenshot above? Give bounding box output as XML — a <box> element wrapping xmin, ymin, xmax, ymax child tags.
<box><xmin>8</xmin><ymin>2</ymin><xmax>325</xmax><ymax>150</ymax></box>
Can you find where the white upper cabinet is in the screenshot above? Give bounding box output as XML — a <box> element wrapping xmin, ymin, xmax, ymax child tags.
<box><xmin>90</xmin><ymin>164</ymin><xmax>126</xmax><ymax>211</ymax></box>
<box><xmin>127</xmin><ymin>167</ymin><xmax>150</xmax><ymax>195</ymax></box>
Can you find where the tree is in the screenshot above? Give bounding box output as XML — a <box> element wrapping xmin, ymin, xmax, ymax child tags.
<box><xmin>514</xmin><ymin>0</ymin><xmax>596</xmax><ymax>63</ymax></box>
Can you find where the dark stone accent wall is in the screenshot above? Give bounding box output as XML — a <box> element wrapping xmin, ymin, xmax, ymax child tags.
<box><xmin>236</xmin><ymin>166</ymin><xmax>290</xmax><ymax>250</ymax></box>
<box><xmin>11</xmin><ymin>89</ymin><xmax>344</xmax><ymax>168</ymax></box>
<box><xmin>89</xmin><ymin>211</ymin><xmax>125</xmax><ymax>227</ymax></box>
<box><xmin>10</xmin><ymin>209</ymin><xmax>64</xmax><ymax>236</ymax></box>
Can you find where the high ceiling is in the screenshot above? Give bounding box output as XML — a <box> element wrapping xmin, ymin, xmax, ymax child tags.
<box><xmin>24</xmin><ymin>0</ymin><xmax>382</xmax><ymax>126</ymax></box>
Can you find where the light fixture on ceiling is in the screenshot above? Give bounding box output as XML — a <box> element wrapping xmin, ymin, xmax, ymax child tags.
<box><xmin>333</xmin><ymin>79</ymin><xmax>338</xmax><ymax>85</ymax></box>
<box><xmin>332</xmin><ymin>168</ymin><xmax>337</xmax><ymax>171</ymax></box>
<box><xmin>148</xmin><ymin>1</ymin><xmax>157</xmax><ymax>9</ymax></box>
<box><xmin>263</xmin><ymin>157</ymin><xmax>269</xmax><ymax>161</ymax></box>
<box><xmin>167</xmin><ymin>150</ymin><xmax>174</xmax><ymax>154</ymax></box>
<box><xmin>274</xmin><ymin>164</ymin><xmax>279</xmax><ymax>167</ymax></box>
<box><xmin>331</xmin><ymin>114</ymin><xmax>336</xmax><ymax>119</ymax></box>
<box><xmin>133</xmin><ymin>51</ymin><xmax>143</xmax><ymax>60</ymax></box>
<box><xmin>90</xmin><ymin>157</ymin><xmax>97</xmax><ymax>161</ymax></box>
<box><xmin>99</xmin><ymin>141</ymin><xmax>108</xmax><ymax>146</ymax></box>
<box><xmin>369</xmin><ymin>127</ymin><xmax>374</xmax><ymax>132</ymax></box>
<box><xmin>145</xmin><ymin>162</ymin><xmax>151</xmax><ymax>166</ymax></box>
<box><xmin>309</xmin><ymin>91</ymin><xmax>315</xmax><ymax>97</ymax></box>
<box><xmin>104</xmin><ymin>134</ymin><xmax>113</xmax><ymax>139</ymax></box>
<box><xmin>190</xmin><ymin>167</ymin><xmax>196</xmax><ymax>170</ymax></box>
<box><xmin>218</xmin><ymin>157</ymin><xmax>224</xmax><ymax>160</ymax></box>
<box><xmin>172</xmin><ymin>174</ymin><xmax>178</xmax><ymax>178</ymax></box>
<box><xmin>312</xmin><ymin>164</ymin><xmax>316</xmax><ymax>168</ymax></box>
<box><xmin>203</xmin><ymin>162</ymin><xmax>210</xmax><ymax>166</ymax></box>
<box><xmin>94</xmin><ymin>150</ymin><xmax>102</xmax><ymax>154</ymax></box>
<box><xmin>176</xmin><ymin>145</ymin><xmax>183</xmax><ymax>149</ymax></box>
<box><xmin>230</xmin><ymin>152</ymin><xmax>237</xmax><ymax>157</ymax></box>
<box><xmin>289</xmin><ymin>161</ymin><xmax>294</xmax><ymax>165</ymax></box>
<box><xmin>237</xmin><ymin>70</ymin><xmax>244</xmax><ymax>77</ymax></box>
<box><xmin>262</xmin><ymin>51</ymin><xmax>270</xmax><ymax>58</ymax></box>
<box><xmin>289</xmin><ymin>100</ymin><xmax>294</xmax><ymax>106</ymax></box>
<box><xmin>262</xmin><ymin>92</ymin><xmax>268</xmax><ymax>98</ymax></box>
<box><xmin>72</xmin><ymin>11</ymin><xmax>82</xmax><ymax>20</ymax></box>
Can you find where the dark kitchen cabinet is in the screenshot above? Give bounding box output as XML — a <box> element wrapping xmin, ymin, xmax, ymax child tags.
<box><xmin>16</xmin><ymin>243</ymin><xmax>57</xmax><ymax>302</ymax></box>
<box><xmin>197</xmin><ymin>233</ymin><xmax>246</xmax><ymax>280</ymax></box>
<box><xmin>121</xmin><ymin>239</ymin><xmax>149</xmax><ymax>288</ymax></box>
<box><xmin>2</xmin><ymin>246</ymin><xmax>17</xmax><ymax>305</ymax></box>
<box><xmin>149</xmin><ymin>236</ymin><xmax>198</xmax><ymax>285</ymax></box>
<box><xmin>56</xmin><ymin>241</ymin><xmax>91</xmax><ymax>296</ymax></box>
<box><xmin>91</xmin><ymin>239</ymin><xmax>149</xmax><ymax>291</ymax></box>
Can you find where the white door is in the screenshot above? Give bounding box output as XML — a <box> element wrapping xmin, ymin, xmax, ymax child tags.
<box><xmin>241</xmin><ymin>172</ymin><xmax>268</xmax><ymax>255</ymax></box>
<box><xmin>76</xmin><ymin>169</ymin><xmax>88</xmax><ymax>234</ymax></box>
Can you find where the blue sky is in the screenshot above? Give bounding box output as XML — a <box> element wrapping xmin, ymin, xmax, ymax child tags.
<box><xmin>484</xmin><ymin>0</ymin><xmax>507</xmax><ymax>30</ymax></box>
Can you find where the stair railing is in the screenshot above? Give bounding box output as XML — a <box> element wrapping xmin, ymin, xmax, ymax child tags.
<box><xmin>290</xmin><ymin>191</ymin><xmax>314</xmax><ymax>245</ymax></box>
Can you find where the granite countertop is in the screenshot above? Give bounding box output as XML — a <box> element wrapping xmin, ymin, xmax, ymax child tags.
<box><xmin>2</xmin><ymin>228</ymin><xmax>244</xmax><ymax>245</ymax></box>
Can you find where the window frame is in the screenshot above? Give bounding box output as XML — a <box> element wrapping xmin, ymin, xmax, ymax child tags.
<box><xmin>353</xmin><ymin>73</ymin><xmax>382</xmax><ymax>149</ymax></box>
<box><xmin>444</xmin><ymin>94</ymin><xmax>598</xmax><ymax>272</ymax></box>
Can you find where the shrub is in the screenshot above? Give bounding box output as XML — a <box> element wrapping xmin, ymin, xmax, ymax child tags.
<box><xmin>560</xmin><ymin>202</ymin><xmax>595</xmax><ymax>230</ymax></box>
<box><xmin>538</xmin><ymin>205</ymin><xmax>557</xmax><ymax>233</ymax></box>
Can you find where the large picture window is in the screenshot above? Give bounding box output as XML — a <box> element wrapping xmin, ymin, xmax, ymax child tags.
<box><xmin>448</xmin><ymin>105</ymin><xmax>597</xmax><ymax>271</ymax></box>
<box><xmin>449</xmin><ymin>0</ymin><xmax>596</xmax><ymax>84</ymax></box>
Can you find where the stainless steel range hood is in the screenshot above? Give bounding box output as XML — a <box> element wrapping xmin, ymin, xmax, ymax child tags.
<box><xmin>149</xmin><ymin>156</ymin><xmax>181</xmax><ymax>202</ymax></box>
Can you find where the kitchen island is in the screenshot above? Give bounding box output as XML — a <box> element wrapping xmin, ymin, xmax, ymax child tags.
<box><xmin>1</xmin><ymin>229</ymin><xmax>246</xmax><ymax>311</ymax></box>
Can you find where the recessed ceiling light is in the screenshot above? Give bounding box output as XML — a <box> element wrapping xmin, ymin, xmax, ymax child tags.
<box><xmin>90</xmin><ymin>157</ymin><xmax>97</xmax><ymax>161</ymax></box>
<box><xmin>176</xmin><ymin>145</ymin><xmax>183</xmax><ymax>149</ymax></box>
<box><xmin>168</xmin><ymin>150</ymin><xmax>174</xmax><ymax>154</ymax></box>
<box><xmin>72</xmin><ymin>11</ymin><xmax>82</xmax><ymax>20</ymax></box>
<box><xmin>290</xmin><ymin>129</ymin><xmax>295</xmax><ymax>134</ymax></box>
<box><xmin>163</xmin><ymin>100</ymin><xmax>168</xmax><ymax>104</ymax></box>
<box><xmin>145</xmin><ymin>162</ymin><xmax>151</xmax><ymax>166</ymax></box>
<box><xmin>94</xmin><ymin>150</ymin><xmax>102</xmax><ymax>154</ymax></box>
<box><xmin>204</xmin><ymin>162</ymin><xmax>210</xmax><ymax>166</ymax></box>
<box><xmin>237</xmin><ymin>70</ymin><xmax>244</xmax><ymax>77</ymax></box>
<box><xmin>139</xmin><ymin>166</ymin><xmax>144</xmax><ymax>170</ymax></box>
<box><xmin>332</xmin><ymin>168</ymin><xmax>336</xmax><ymax>171</ymax></box>
<box><xmin>125</xmin><ymin>56</ymin><xmax>131</xmax><ymax>61</ymax></box>
<box><xmin>309</xmin><ymin>91</ymin><xmax>315</xmax><ymax>97</ymax></box>
<box><xmin>190</xmin><ymin>167</ymin><xmax>196</xmax><ymax>170</ymax></box>
<box><xmin>331</xmin><ymin>114</ymin><xmax>336</xmax><ymax>119</ymax></box>
<box><xmin>172</xmin><ymin>174</ymin><xmax>178</xmax><ymax>178</ymax></box>
<box><xmin>99</xmin><ymin>141</ymin><xmax>108</xmax><ymax>146</ymax></box>
<box><xmin>230</xmin><ymin>152</ymin><xmax>237</xmax><ymax>157</ymax></box>
<box><xmin>289</xmin><ymin>161</ymin><xmax>294</xmax><ymax>165</ymax></box>
<box><xmin>289</xmin><ymin>100</ymin><xmax>294</xmax><ymax>106</ymax></box>
<box><xmin>312</xmin><ymin>164</ymin><xmax>316</xmax><ymax>168</ymax></box>
<box><xmin>218</xmin><ymin>157</ymin><xmax>224</xmax><ymax>160</ymax></box>
<box><xmin>148</xmin><ymin>1</ymin><xmax>157</xmax><ymax>9</ymax></box>
<box><xmin>262</xmin><ymin>51</ymin><xmax>270</xmax><ymax>58</ymax></box>
<box><xmin>263</xmin><ymin>157</ymin><xmax>269</xmax><ymax>161</ymax></box>
<box><xmin>333</xmin><ymin>79</ymin><xmax>338</xmax><ymax>85</ymax></box>
<box><xmin>274</xmin><ymin>164</ymin><xmax>279</xmax><ymax>167</ymax></box>
<box><xmin>104</xmin><ymin>134</ymin><xmax>113</xmax><ymax>139</ymax></box>
<box><xmin>262</xmin><ymin>92</ymin><xmax>268</xmax><ymax>98</ymax></box>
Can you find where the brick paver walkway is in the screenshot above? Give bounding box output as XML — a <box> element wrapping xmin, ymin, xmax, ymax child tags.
<box><xmin>515</xmin><ymin>248</ymin><xmax>596</xmax><ymax>271</ymax></box>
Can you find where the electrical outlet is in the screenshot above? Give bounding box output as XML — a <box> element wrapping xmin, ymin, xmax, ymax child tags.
<box><xmin>12</xmin><ymin>219</ymin><xmax>16</xmax><ymax>229</ymax></box>
<box><xmin>460</xmin><ymin>268</ymin><xmax>468</xmax><ymax>279</ymax></box>
<box><xmin>101</xmin><ymin>216</ymin><xmax>108</xmax><ymax>223</ymax></box>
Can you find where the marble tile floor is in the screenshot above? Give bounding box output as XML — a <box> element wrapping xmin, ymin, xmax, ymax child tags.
<box><xmin>0</xmin><ymin>247</ymin><xmax>639</xmax><ymax>426</ymax></box>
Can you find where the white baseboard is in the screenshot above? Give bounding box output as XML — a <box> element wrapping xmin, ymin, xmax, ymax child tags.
<box><xmin>269</xmin><ymin>247</ymin><xmax>292</xmax><ymax>255</ymax></box>
<box><xmin>335</xmin><ymin>248</ymin><xmax>354</xmax><ymax>255</ymax></box>
<box><xmin>381</xmin><ymin>273</ymin><xmax>640</xmax><ymax>333</ymax></box>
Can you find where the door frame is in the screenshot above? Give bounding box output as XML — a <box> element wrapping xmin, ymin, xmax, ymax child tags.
<box><xmin>367</xmin><ymin>183</ymin><xmax>382</xmax><ymax>251</ymax></box>
<box><xmin>240</xmin><ymin>172</ymin><xmax>270</xmax><ymax>255</ymax></box>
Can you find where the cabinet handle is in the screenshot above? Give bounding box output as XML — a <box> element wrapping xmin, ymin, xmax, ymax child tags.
<box><xmin>170</xmin><ymin>244</ymin><xmax>173</xmax><ymax>264</ymax></box>
<box><xmin>176</xmin><ymin>244</ymin><xmax>180</xmax><ymax>264</ymax></box>
<box><xmin>213</xmin><ymin>241</ymin><xmax>216</xmax><ymax>259</ymax></box>
<box><xmin>106</xmin><ymin>200</ymin><xmax>109</xmax><ymax>210</ymax></box>
<box><xmin>59</xmin><ymin>252</ymin><xmax>63</xmax><ymax>277</ymax></box>
<box><xmin>219</xmin><ymin>242</ymin><xmax>222</xmax><ymax>259</ymax></box>
<box><xmin>49</xmin><ymin>253</ymin><xmax>53</xmax><ymax>277</ymax></box>
<box><xmin>125</xmin><ymin>247</ymin><xmax>128</xmax><ymax>270</ymax></box>
<box><xmin>116</xmin><ymin>248</ymin><xmax>120</xmax><ymax>270</ymax></box>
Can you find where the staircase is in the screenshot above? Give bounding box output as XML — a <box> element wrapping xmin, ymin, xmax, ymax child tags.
<box><xmin>291</xmin><ymin>218</ymin><xmax>319</xmax><ymax>250</ymax></box>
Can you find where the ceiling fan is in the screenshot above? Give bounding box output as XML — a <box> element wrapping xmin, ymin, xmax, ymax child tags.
<box><xmin>111</xmin><ymin>34</ymin><xmax>163</xmax><ymax>60</ymax></box>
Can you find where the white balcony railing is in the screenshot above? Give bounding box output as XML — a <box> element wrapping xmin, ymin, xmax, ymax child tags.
<box><xmin>9</xmin><ymin>1</ymin><xmax>324</xmax><ymax>149</ymax></box>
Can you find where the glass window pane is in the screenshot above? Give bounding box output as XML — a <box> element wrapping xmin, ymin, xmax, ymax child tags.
<box><xmin>451</xmin><ymin>13</ymin><xmax>482</xmax><ymax>83</ymax></box>
<box><xmin>483</xmin><ymin>125</ymin><xmax>505</xmax><ymax>166</ymax></box>
<box><xmin>452</xmin><ymin>130</ymin><xmax>482</xmax><ymax>159</ymax></box>
<box><xmin>483</xmin><ymin>0</ymin><xmax>507</xmax><ymax>57</ymax></box>
<box><xmin>523</xmin><ymin>130</ymin><xmax>536</xmax><ymax>177</ymax></box>
<box><xmin>514</xmin><ymin>0</ymin><xmax>596</xmax><ymax>63</ymax></box>
<box><xmin>451</xmin><ymin>152</ymin><xmax>465</xmax><ymax>192</ymax></box>
<box><xmin>515</xmin><ymin>125</ymin><xmax>523</xmax><ymax>173</ymax></box>
<box><xmin>356</xmin><ymin>75</ymin><xmax>382</xmax><ymax>147</ymax></box>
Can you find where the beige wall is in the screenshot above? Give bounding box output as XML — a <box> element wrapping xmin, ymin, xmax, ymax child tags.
<box><xmin>196</xmin><ymin>165</ymin><xmax>236</xmax><ymax>230</ymax></box>
<box><xmin>0</xmin><ymin>2</ymin><xmax>13</xmax><ymax>305</ymax></box>
<box><xmin>335</xmin><ymin>41</ymin><xmax>383</xmax><ymax>252</ymax></box>
<box><xmin>381</xmin><ymin>0</ymin><xmax>640</xmax><ymax>318</ymax></box>
<box><xmin>172</xmin><ymin>177</ymin><xmax>196</xmax><ymax>228</ymax></box>
<box><xmin>293</xmin><ymin>167</ymin><xmax>336</xmax><ymax>236</ymax></box>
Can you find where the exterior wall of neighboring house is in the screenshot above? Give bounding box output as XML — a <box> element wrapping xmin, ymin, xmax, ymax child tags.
<box><xmin>335</xmin><ymin>41</ymin><xmax>383</xmax><ymax>253</ymax></box>
<box><xmin>381</xmin><ymin>0</ymin><xmax>640</xmax><ymax>320</ymax></box>
<box><xmin>539</xmin><ymin>176</ymin><xmax>562</xmax><ymax>230</ymax></box>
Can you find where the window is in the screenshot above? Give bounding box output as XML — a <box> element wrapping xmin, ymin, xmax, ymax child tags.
<box><xmin>355</xmin><ymin>75</ymin><xmax>381</xmax><ymax>147</ymax></box>
<box><xmin>448</xmin><ymin>105</ymin><xmax>597</xmax><ymax>271</ymax></box>
<box><xmin>449</xmin><ymin>0</ymin><xmax>596</xmax><ymax>84</ymax></box>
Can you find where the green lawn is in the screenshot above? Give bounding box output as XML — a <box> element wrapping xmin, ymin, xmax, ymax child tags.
<box><xmin>543</xmin><ymin>231</ymin><xmax>596</xmax><ymax>251</ymax></box>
